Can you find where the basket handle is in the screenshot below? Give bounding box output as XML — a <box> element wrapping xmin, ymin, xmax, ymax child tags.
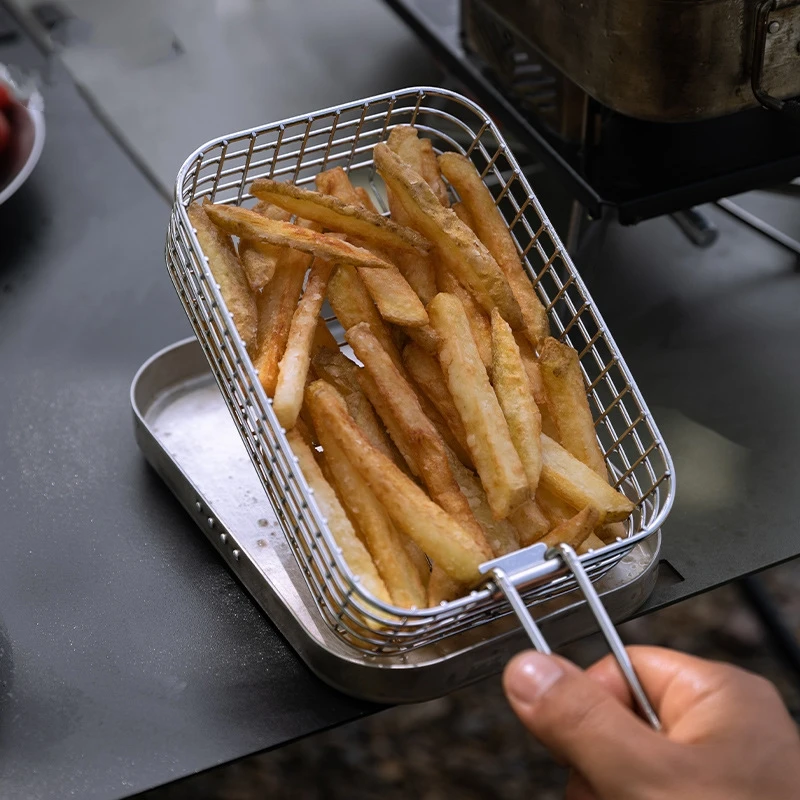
<box><xmin>752</xmin><ymin>0</ymin><xmax>800</xmax><ymax>120</ymax></box>
<box><xmin>487</xmin><ymin>543</ymin><xmax>662</xmax><ymax>731</ymax></box>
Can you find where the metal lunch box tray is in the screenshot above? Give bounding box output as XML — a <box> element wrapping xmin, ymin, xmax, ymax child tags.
<box><xmin>135</xmin><ymin>87</ymin><xmax>675</xmax><ymax>704</ymax></box>
<box><xmin>132</xmin><ymin>337</ymin><xmax>662</xmax><ymax>703</ymax></box>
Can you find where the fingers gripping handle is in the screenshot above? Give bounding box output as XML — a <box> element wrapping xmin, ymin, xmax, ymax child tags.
<box><xmin>490</xmin><ymin>543</ymin><xmax>661</xmax><ymax>731</ymax></box>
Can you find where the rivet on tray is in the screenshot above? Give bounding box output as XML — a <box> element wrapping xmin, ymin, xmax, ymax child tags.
<box><xmin>220</xmin><ymin>533</ymin><xmax>227</xmax><ymax>545</ymax></box>
<box><xmin>207</xmin><ymin>517</ymin><xmax>215</xmax><ymax>529</ymax></box>
<box><xmin>232</xmin><ymin>549</ymin><xmax>241</xmax><ymax>561</ymax></box>
<box><xmin>195</xmin><ymin>500</ymin><xmax>203</xmax><ymax>512</ymax></box>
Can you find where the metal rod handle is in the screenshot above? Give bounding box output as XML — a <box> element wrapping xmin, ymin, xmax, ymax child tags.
<box><xmin>492</xmin><ymin>568</ymin><xmax>552</xmax><ymax>654</ymax></box>
<box><xmin>555</xmin><ymin>544</ymin><xmax>661</xmax><ymax>731</ymax></box>
<box><xmin>493</xmin><ymin>545</ymin><xmax>661</xmax><ymax>731</ymax></box>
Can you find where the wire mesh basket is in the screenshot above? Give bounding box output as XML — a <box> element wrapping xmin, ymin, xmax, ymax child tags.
<box><xmin>165</xmin><ymin>86</ymin><xmax>675</xmax><ymax>656</ymax></box>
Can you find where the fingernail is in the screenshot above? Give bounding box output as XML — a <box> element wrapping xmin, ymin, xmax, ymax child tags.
<box><xmin>506</xmin><ymin>653</ymin><xmax>564</xmax><ymax>708</ymax></box>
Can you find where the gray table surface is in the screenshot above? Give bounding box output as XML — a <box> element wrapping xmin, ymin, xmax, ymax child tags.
<box><xmin>2</xmin><ymin>2</ymin><xmax>800</xmax><ymax>799</ymax></box>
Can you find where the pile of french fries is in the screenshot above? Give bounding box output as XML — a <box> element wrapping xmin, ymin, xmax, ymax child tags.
<box><xmin>188</xmin><ymin>126</ymin><xmax>635</xmax><ymax>609</ymax></box>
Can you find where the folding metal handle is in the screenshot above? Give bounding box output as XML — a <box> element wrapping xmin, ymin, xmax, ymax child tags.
<box><xmin>489</xmin><ymin>543</ymin><xmax>662</xmax><ymax>731</ymax></box>
<box><xmin>752</xmin><ymin>0</ymin><xmax>800</xmax><ymax>120</ymax></box>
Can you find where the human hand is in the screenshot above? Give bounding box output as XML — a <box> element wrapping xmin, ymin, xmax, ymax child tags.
<box><xmin>503</xmin><ymin>646</ymin><xmax>800</xmax><ymax>800</ymax></box>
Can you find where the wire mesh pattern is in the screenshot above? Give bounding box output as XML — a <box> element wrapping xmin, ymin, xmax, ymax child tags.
<box><xmin>165</xmin><ymin>87</ymin><xmax>675</xmax><ymax>655</ymax></box>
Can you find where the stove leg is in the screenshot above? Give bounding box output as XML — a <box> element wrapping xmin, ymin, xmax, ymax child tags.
<box><xmin>669</xmin><ymin>208</ymin><xmax>719</xmax><ymax>248</ymax></box>
<box><xmin>737</xmin><ymin>575</ymin><xmax>800</xmax><ymax>685</ymax></box>
<box><xmin>715</xmin><ymin>199</ymin><xmax>800</xmax><ymax>261</ymax></box>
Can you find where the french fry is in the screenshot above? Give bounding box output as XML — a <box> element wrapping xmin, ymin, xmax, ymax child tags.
<box><xmin>540</xmin><ymin>434</ymin><xmax>634</xmax><ymax>523</ymax></box>
<box><xmin>578</xmin><ymin>532</ymin><xmax>606</xmax><ymax>554</ymax></box>
<box><xmin>418</xmin><ymin>137</ymin><xmax>450</xmax><ymax>206</ymax></box>
<box><xmin>308</xmin><ymin>396</ymin><xmax>427</xmax><ymax>609</ymax></box>
<box><xmin>305</xmin><ymin>380</ymin><xmax>488</xmax><ymax>583</ymax></box>
<box><xmin>287</xmin><ymin>428</ymin><xmax>391</xmax><ymax>604</ymax></box>
<box><xmin>392</xmin><ymin>249</ymin><xmax>438</xmax><ymax>306</ymax></box>
<box><xmin>252</xmin><ymin>221</ymin><xmax>316</xmax><ymax>396</ymax></box>
<box><xmin>402</xmin><ymin>342</ymin><xmax>472</xmax><ymax>465</ymax></box>
<box><xmin>539</xmin><ymin>336</ymin><xmax>607</xmax><ymax>477</ymax></box>
<box><xmin>388</xmin><ymin>126</ymin><xmax>449</xmax><ymax>206</ymax></box>
<box><xmin>446</xmin><ymin>449</ymin><xmax>519</xmax><ymax>556</ymax></box>
<box><xmin>239</xmin><ymin>238</ymin><xmax>280</xmax><ymax>292</ymax></box>
<box><xmin>327</xmin><ymin>264</ymin><xmax>405</xmax><ymax>372</ymax></box>
<box><xmin>374</xmin><ymin>143</ymin><xmax>524</xmax><ymax>329</ymax></box>
<box><xmin>600</xmin><ymin>521</ymin><xmax>628</xmax><ymax>544</ymax></box>
<box><xmin>312</xmin><ymin>348</ymin><xmax>408</xmax><ymax>473</ymax></box>
<box><xmin>315</xmin><ymin>167</ymin><xmax>361</xmax><ymax>204</ymax></box>
<box><xmin>537</xmin><ymin>485</ymin><xmax>577</xmax><ymax>527</ymax></box>
<box><xmin>436</xmin><ymin>268</ymin><xmax>492</xmax><ymax>371</ymax></box>
<box><xmin>311</xmin><ymin>316</ymin><xmax>339</xmax><ymax>355</ymax></box>
<box><xmin>388</xmin><ymin>126</ymin><xmax>425</xmax><ymax>172</ymax></box>
<box><xmin>403</xmin><ymin>323</ymin><xmax>440</xmax><ymax>354</ymax></box>
<box><xmin>427</xmin><ymin>567</ymin><xmax>463</xmax><ymax>606</ymax></box>
<box><xmin>272</xmin><ymin>258</ymin><xmax>335</xmax><ymax>428</ymax></box>
<box><xmin>537</xmin><ymin>506</ymin><xmax>599</xmax><ymax>550</ymax></box>
<box><xmin>355</xmin><ymin>345</ymin><xmax>472</xmax><ymax>473</ymax></box>
<box><xmin>357</xmin><ymin>369</ymin><xmax>420</xmax><ymax>477</ymax></box>
<box><xmin>238</xmin><ymin>202</ymin><xmax>291</xmax><ymax>291</ymax></box>
<box><xmin>491</xmin><ymin>308</ymin><xmax>542</xmax><ymax>493</ymax></box>
<box><xmin>204</xmin><ymin>203</ymin><xmax>395</xmax><ymax>270</ymax></box>
<box><xmin>188</xmin><ymin>202</ymin><xmax>257</xmax><ymax>351</ymax></box>
<box><xmin>293</xmin><ymin>414</ymin><xmax>315</xmax><ymax>448</ymax></box>
<box><xmin>356</xmin><ymin>265</ymin><xmax>429</xmax><ymax>327</ymax></box>
<box><xmin>382</xmin><ymin>138</ymin><xmax>440</xmax><ymax>303</ymax></box>
<box><xmin>428</xmin><ymin>293</ymin><xmax>529</xmax><ymax>518</ymax></box>
<box><xmin>347</xmin><ymin>322</ymin><xmax>491</xmax><ymax>558</ymax></box>
<box><xmin>355</xmin><ymin>186</ymin><xmax>378</xmax><ymax>213</ymax></box>
<box><xmin>509</xmin><ymin>499</ymin><xmax>551</xmax><ymax>548</ymax></box>
<box><xmin>251</xmin><ymin>178</ymin><xmax>430</xmax><ymax>254</ymax></box>
<box><xmin>514</xmin><ymin>333</ymin><xmax>547</xmax><ymax>404</ymax></box>
<box><xmin>452</xmin><ymin>201</ymin><xmax>474</xmax><ymax>230</ymax></box>
<box><xmin>317</xmin><ymin>168</ymin><xmax>429</xmax><ymax>327</ymax></box>
<box><xmin>438</xmin><ymin>152</ymin><xmax>549</xmax><ymax>346</ymax></box>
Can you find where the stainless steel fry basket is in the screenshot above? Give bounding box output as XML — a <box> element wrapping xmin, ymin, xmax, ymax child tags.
<box><xmin>165</xmin><ymin>87</ymin><xmax>675</xmax><ymax>659</ymax></box>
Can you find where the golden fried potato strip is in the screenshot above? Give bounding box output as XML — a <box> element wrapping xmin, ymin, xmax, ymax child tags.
<box><xmin>287</xmin><ymin>428</ymin><xmax>390</xmax><ymax>604</ymax></box>
<box><xmin>438</xmin><ymin>152</ymin><xmax>549</xmax><ymax>346</ymax></box>
<box><xmin>347</xmin><ymin>322</ymin><xmax>491</xmax><ymax>558</ymax></box>
<box><xmin>251</xmin><ymin>178</ymin><xmax>430</xmax><ymax>253</ymax></box>
<box><xmin>537</xmin><ymin>506</ymin><xmax>600</xmax><ymax>550</ymax></box>
<box><xmin>540</xmin><ymin>434</ymin><xmax>634</xmax><ymax>523</ymax></box>
<box><xmin>491</xmin><ymin>308</ymin><xmax>542</xmax><ymax>494</ymax></box>
<box><xmin>539</xmin><ymin>336</ymin><xmax>607</xmax><ymax>476</ymax></box>
<box><xmin>204</xmin><ymin>204</ymin><xmax>394</xmax><ymax>270</ymax></box>
<box><xmin>238</xmin><ymin>202</ymin><xmax>290</xmax><ymax>291</ymax></box>
<box><xmin>305</xmin><ymin>381</ymin><xmax>487</xmax><ymax>583</ymax></box>
<box><xmin>428</xmin><ymin>292</ymin><xmax>529</xmax><ymax>519</ymax></box>
<box><xmin>273</xmin><ymin>258</ymin><xmax>335</xmax><ymax>428</ymax></box>
<box><xmin>308</xmin><ymin>394</ymin><xmax>427</xmax><ymax>609</ymax></box>
<box><xmin>188</xmin><ymin>202</ymin><xmax>257</xmax><ymax>351</ymax></box>
<box><xmin>402</xmin><ymin>342</ymin><xmax>472</xmax><ymax>465</ymax></box>
<box><xmin>374</xmin><ymin>143</ymin><xmax>523</xmax><ymax>329</ymax></box>
<box><xmin>251</xmin><ymin>220</ymin><xmax>317</xmax><ymax>396</ymax></box>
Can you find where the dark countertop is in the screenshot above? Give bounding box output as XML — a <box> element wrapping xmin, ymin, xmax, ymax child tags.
<box><xmin>0</xmin><ymin>9</ymin><xmax>376</xmax><ymax>800</ymax></box>
<box><xmin>2</xmin><ymin>3</ymin><xmax>800</xmax><ymax>799</ymax></box>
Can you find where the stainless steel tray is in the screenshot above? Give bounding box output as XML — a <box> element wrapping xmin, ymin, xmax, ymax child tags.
<box><xmin>131</xmin><ymin>337</ymin><xmax>662</xmax><ymax>703</ymax></box>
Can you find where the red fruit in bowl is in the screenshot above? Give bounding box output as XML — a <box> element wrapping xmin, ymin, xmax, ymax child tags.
<box><xmin>0</xmin><ymin>111</ymin><xmax>10</xmax><ymax>155</ymax></box>
<box><xmin>0</xmin><ymin>82</ymin><xmax>13</xmax><ymax>110</ymax></box>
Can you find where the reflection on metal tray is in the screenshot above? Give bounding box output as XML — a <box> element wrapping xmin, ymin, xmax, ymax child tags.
<box><xmin>132</xmin><ymin>338</ymin><xmax>662</xmax><ymax>703</ymax></box>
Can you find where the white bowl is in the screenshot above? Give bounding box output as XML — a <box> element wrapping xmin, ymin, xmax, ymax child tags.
<box><xmin>0</xmin><ymin>69</ymin><xmax>45</xmax><ymax>206</ymax></box>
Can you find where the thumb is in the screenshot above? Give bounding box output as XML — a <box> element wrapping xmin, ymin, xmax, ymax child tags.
<box><xmin>503</xmin><ymin>651</ymin><xmax>671</xmax><ymax>796</ymax></box>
